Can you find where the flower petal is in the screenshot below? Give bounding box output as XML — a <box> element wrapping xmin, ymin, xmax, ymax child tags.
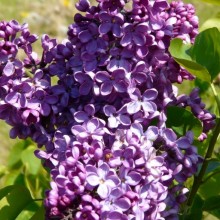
<box><xmin>99</xmin><ymin>23</ymin><xmax>112</xmax><ymax>35</ymax></box>
<box><xmin>97</xmin><ymin>184</ymin><xmax>109</xmax><ymax>198</ymax></box>
<box><xmin>126</xmin><ymin>171</ymin><xmax>142</xmax><ymax>186</ymax></box>
<box><xmin>114</xmin><ymin>197</ymin><xmax>131</xmax><ymax>211</ymax></box>
<box><xmin>120</xmin><ymin>33</ymin><xmax>132</xmax><ymax>47</ymax></box>
<box><xmin>87</xmin><ymin>174</ymin><xmax>100</xmax><ymax>186</ymax></box>
<box><xmin>127</xmin><ymin>101</ymin><xmax>141</xmax><ymax>114</ymax></box>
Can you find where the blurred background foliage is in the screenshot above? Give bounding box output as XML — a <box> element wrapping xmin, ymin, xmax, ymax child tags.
<box><xmin>0</xmin><ymin>0</ymin><xmax>220</xmax><ymax>219</ymax></box>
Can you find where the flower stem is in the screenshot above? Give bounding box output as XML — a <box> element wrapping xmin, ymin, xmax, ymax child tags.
<box><xmin>211</xmin><ymin>83</ymin><xmax>220</xmax><ymax>116</ymax></box>
<box><xmin>186</xmin><ymin>83</ymin><xmax>220</xmax><ymax>207</ymax></box>
<box><xmin>187</xmin><ymin>118</ymin><xmax>220</xmax><ymax>206</ymax></box>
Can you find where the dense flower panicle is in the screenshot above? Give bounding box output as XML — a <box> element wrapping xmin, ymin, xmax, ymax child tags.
<box><xmin>0</xmin><ymin>0</ymin><xmax>216</xmax><ymax>220</ymax></box>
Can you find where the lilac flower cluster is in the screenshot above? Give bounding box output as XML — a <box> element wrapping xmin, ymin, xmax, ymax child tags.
<box><xmin>0</xmin><ymin>0</ymin><xmax>216</xmax><ymax>220</ymax></box>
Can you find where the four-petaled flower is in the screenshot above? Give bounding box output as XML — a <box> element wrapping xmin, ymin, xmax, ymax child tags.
<box><xmin>126</xmin><ymin>88</ymin><xmax>158</xmax><ymax>116</ymax></box>
<box><xmin>95</xmin><ymin>69</ymin><xmax>128</xmax><ymax>96</ymax></box>
<box><xmin>86</xmin><ymin>163</ymin><xmax>120</xmax><ymax>198</ymax></box>
<box><xmin>99</xmin><ymin>12</ymin><xmax>124</xmax><ymax>37</ymax></box>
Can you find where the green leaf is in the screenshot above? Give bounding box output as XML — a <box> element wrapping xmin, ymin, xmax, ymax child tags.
<box><xmin>169</xmin><ymin>38</ymin><xmax>211</xmax><ymax>82</ymax></box>
<box><xmin>191</xmin><ymin>194</ymin><xmax>205</xmax><ymax>212</ymax></box>
<box><xmin>190</xmin><ymin>28</ymin><xmax>220</xmax><ymax>81</ymax></box>
<box><xmin>30</xmin><ymin>204</ymin><xmax>45</xmax><ymax>220</ymax></box>
<box><xmin>186</xmin><ymin>194</ymin><xmax>204</xmax><ymax>220</ymax></box>
<box><xmin>16</xmin><ymin>201</ymin><xmax>41</xmax><ymax>220</ymax></box>
<box><xmin>0</xmin><ymin>165</ymin><xmax>7</xmax><ymax>179</ymax></box>
<box><xmin>199</xmin><ymin>173</ymin><xmax>220</xmax><ymax>199</ymax></box>
<box><xmin>7</xmin><ymin>141</ymin><xmax>27</xmax><ymax>169</ymax></box>
<box><xmin>194</xmin><ymin>78</ymin><xmax>210</xmax><ymax>94</ymax></box>
<box><xmin>21</xmin><ymin>145</ymin><xmax>41</xmax><ymax>175</ymax></box>
<box><xmin>0</xmin><ymin>185</ymin><xmax>33</xmax><ymax>220</ymax></box>
<box><xmin>205</xmin><ymin>160</ymin><xmax>220</xmax><ymax>174</ymax></box>
<box><xmin>4</xmin><ymin>171</ymin><xmax>25</xmax><ymax>186</ymax></box>
<box><xmin>203</xmin><ymin>195</ymin><xmax>220</xmax><ymax>211</ymax></box>
<box><xmin>166</xmin><ymin>106</ymin><xmax>203</xmax><ymax>137</ymax></box>
<box><xmin>201</xmin><ymin>0</ymin><xmax>220</xmax><ymax>5</ymax></box>
<box><xmin>180</xmin><ymin>195</ymin><xmax>204</xmax><ymax>220</ymax></box>
<box><xmin>169</xmin><ymin>38</ymin><xmax>192</xmax><ymax>60</ymax></box>
<box><xmin>0</xmin><ymin>186</ymin><xmax>14</xmax><ymax>201</ymax></box>
<box><xmin>180</xmin><ymin>213</ymin><xmax>202</xmax><ymax>220</ymax></box>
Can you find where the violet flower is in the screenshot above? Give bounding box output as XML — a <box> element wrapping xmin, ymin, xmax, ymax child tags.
<box><xmin>95</xmin><ymin>68</ymin><xmax>128</xmax><ymax>96</ymax></box>
<box><xmin>86</xmin><ymin>163</ymin><xmax>120</xmax><ymax>198</ymax></box>
<box><xmin>99</xmin><ymin>11</ymin><xmax>124</xmax><ymax>37</ymax></box>
<box><xmin>121</xmin><ymin>22</ymin><xmax>149</xmax><ymax>47</ymax></box>
<box><xmin>78</xmin><ymin>23</ymin><xmax>107</xmax><ymax>54</ymax></box>
<box><xmin>107</xmin><ymin>47</ymin><xmax>134</xmax><ymax>72</ymax></box>
<box><xmin>126</xmin><ymin>88</ymin><xmax>158</xmax><ymax>115</ymax></box>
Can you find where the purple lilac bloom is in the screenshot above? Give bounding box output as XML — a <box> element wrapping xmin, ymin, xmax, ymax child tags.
<box><xmin>99</xmin><ymin>11</ymin><xmax>124</xmax><ymax>37</ymax></box>
<box><xmin>103</xmin><ymin>105</ymin><xmax>131</xmax><ymax>129</ymax></box>
<box><xmin>126</xmin><ymin>88</ymin><xmax>158</xmax><ymax>116</ymax></box>
<box><xmin>86</xmin><ymin>163</ymin><xmax>120</xmax><ymax>199</ymax></box>
<box><xmin>107</xmin><ymin>47</ymin><xmax>134</xmax><ymax>72</ymax></box>
<box><xmin>0</xmin><ymin>0</ymin><xmax>216</xmax><ymax>220</ymax></box>
<box><xmin>121</xmin><ymin>22</ymin><xmax>149</xmax><ymax>47</ymax></box>
<box><xmin>95</xmin><ymin>68</ymin><xmax>128</xmax><ymax>95</ymax></box>
<box><xmin>98</xmin><ymin>0</ymin><xmax>125</xmax><ymax>12</ymax></box>
<box><xmin>79</xmin><ymin>23</ymin><xmax>108</xmax><ymax>54</ymax></box>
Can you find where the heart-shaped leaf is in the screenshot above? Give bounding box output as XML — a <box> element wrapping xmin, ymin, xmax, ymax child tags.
<box><xmin>169</xmin><ymin>38</ymin><xmax>211</xmax><ymax>82</ymax></box>
<box><xmin>190</xmin><ymin>27</ymin><xmax>220</xmax><ymax>81</ymax></box>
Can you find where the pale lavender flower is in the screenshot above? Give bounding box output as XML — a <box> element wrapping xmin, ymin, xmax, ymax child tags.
<box><xmin>101</xmin><ymin>211</ymin><xmax>128</xmax><ymax>220</ymax></box>
<box><xmin>75</xmin><ymin>0</ymin><xmax>91</xmax><ymax>12</ymax></box>
<box><xmin>71</xmin><ymin>118</ymin><xmax>108</xmax><ymax>141</ymax></box>
<box><xmin>119</xmin><ymin>166</ymin><xmax>142</xmax><ymax>187</ymax></box>
<box><xmin>126</xmin><ymin>88</ymin><xmax>158</xmax><ymax>115</ymax></box>
<box><xmin>74</xmin><ymin>104</ymin><xmax>96</xmax><ymax>123</ymax></box>
<box><xmin>100</xmin><ymin>188</ymin><xmax>131</xmax><ymax>213</ymax></box>
<box><xmin>98</xmin><ymin>0</ymin><xmax>125</xmax><ymax>11</ymax></box>
<box><xmin>81</xmin><ymin>51</ymin><xmax>109</xmax><ymax>72</ymax></box>
<box><xmin>0</xmin><ymin>1</ymin><xmax>212</xmax><ymax>219</ymax></box>
<box><xmin>103</xmin><ymin>105</ymin><xmax>131</xmax><ymax>128</ymax></box>
<box><xmin>86</xmin><ymin>163</ymin><xmax>120</xmax><ymax>198</ymax></box>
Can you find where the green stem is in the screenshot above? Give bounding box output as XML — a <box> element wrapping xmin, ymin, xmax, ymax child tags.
<box><xmin>187</xmin><ymin>118</ymin><xmax>220</xmax><ymax>206</ymax></box>
<box><xmin>211</xmin><ymin>83</ymin><xmax>220</xmax><ymax>115</ymax></box>
<box><xmin>186</xmin><ymin>83</ymin><xmax>220</xmax><ymax>207</ymax></box>
<box><xmin>25</xmin><ymin>70</ymin><xmax>33</xmax><ymax>78</ymax></box>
